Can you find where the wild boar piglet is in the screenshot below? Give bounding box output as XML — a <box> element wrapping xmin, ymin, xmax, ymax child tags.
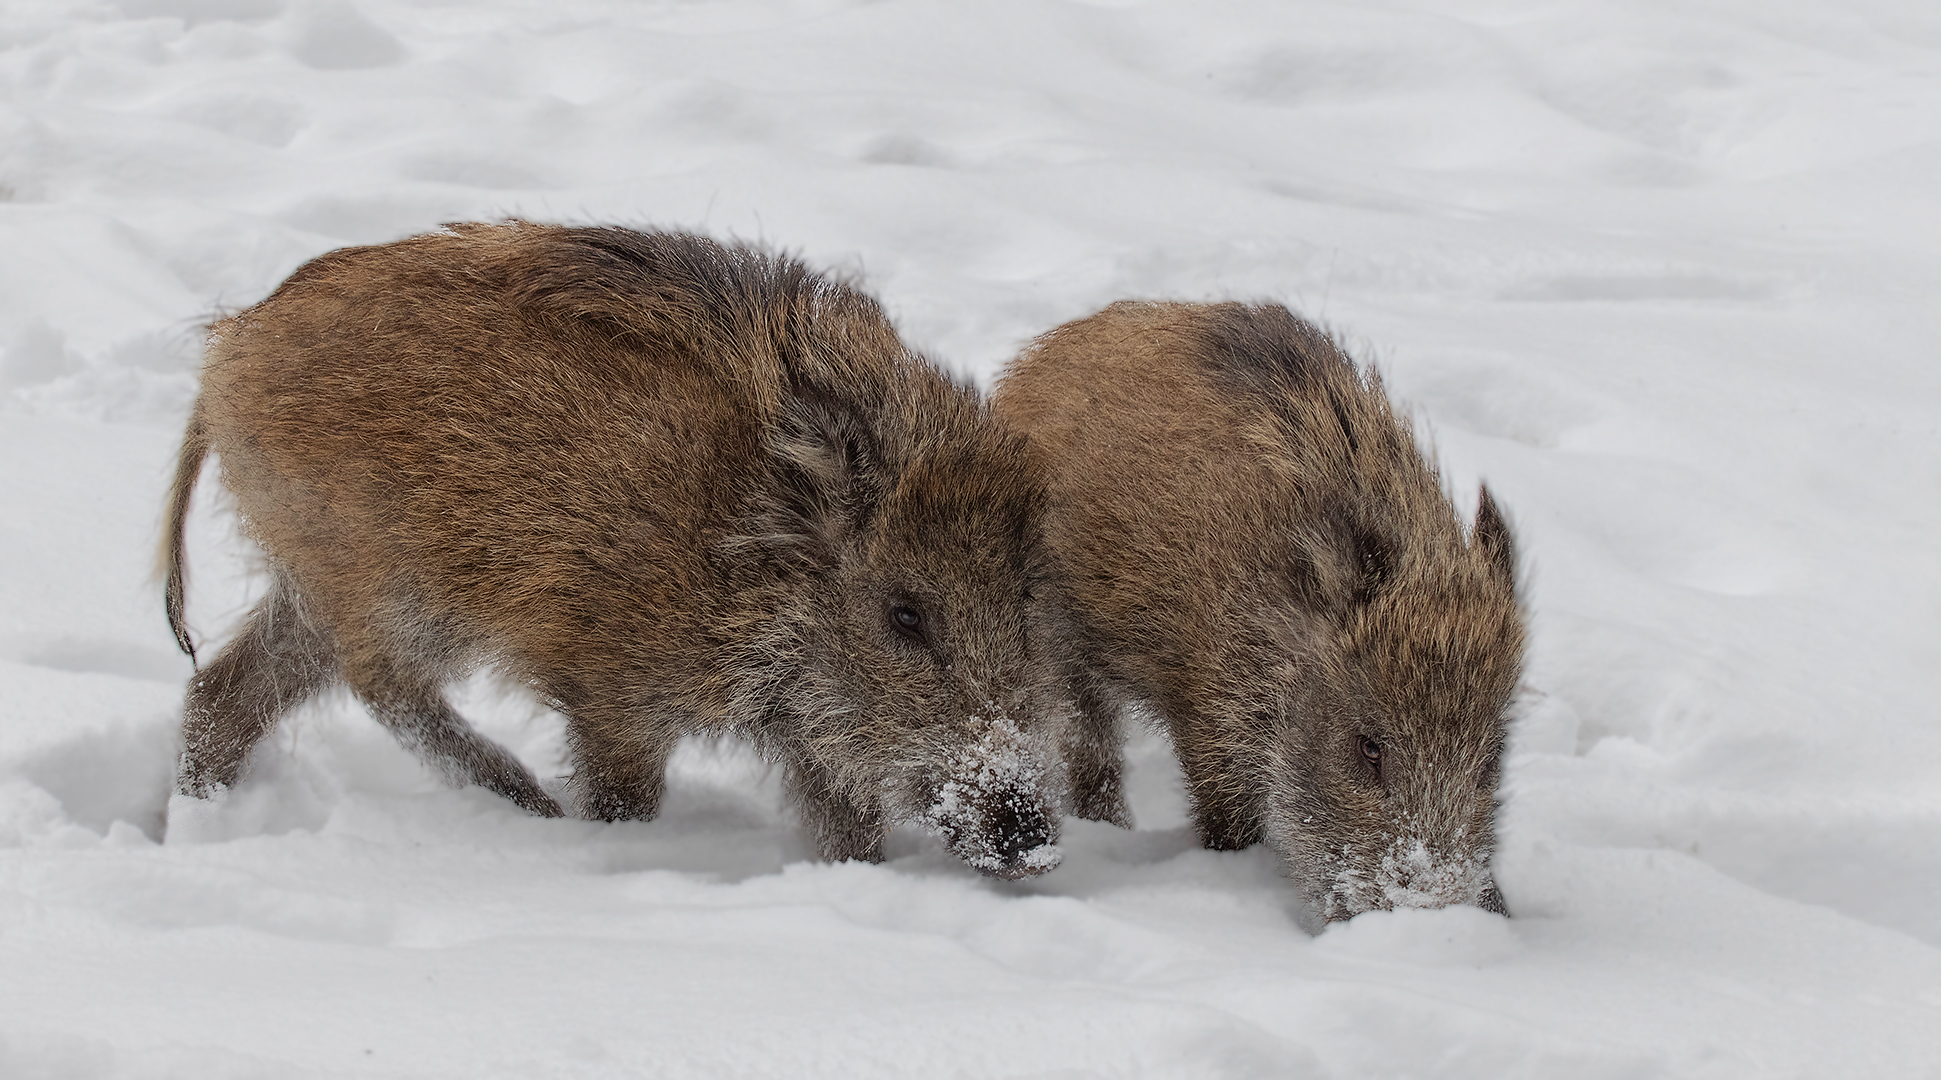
<box><xmin>163</xmin><ymin>221</ymin><xmax>1066</xmax><ymax>879</ymax></box>
<box><xmin>995</xmin><ymin>301</ymin><xmax>1525</xmax><ymax>923</ymax></box>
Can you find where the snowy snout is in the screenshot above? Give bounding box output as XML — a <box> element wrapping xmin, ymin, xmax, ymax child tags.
<box><xmin>976</xmin><ymin>787</ymin><xmax>1062</xmax><ymax>880</ymax></box>
<box><xmin>920</xmin><ymin>710</ymin><xmax>1065</xmax><ymax>879</ymax></box>
<box><xmin>927</xmin><ymin>779</ymin><xmax>1063</xmax><ymax>880</ymax></box>
<box><xmin>1318</xmin><ymin>835</ymin><xmax>1501</xmax><ymax>925</ymax></box>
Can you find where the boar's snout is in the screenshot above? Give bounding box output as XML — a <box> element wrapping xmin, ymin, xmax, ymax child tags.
<box><xmin>921</xmin><ymin>712</ymin><xmax>1063</xmax><ymax>880</ymax></box>
<box><xmin>934</xmin><ymin>784</ymin><xmax>1061</xmax><ymax>881</ymax></box>
<box><xmin>981</xmin><ymin>790</ymin><xmax>1061</xmax><ymax>880</ymax></box>
<box><xmin>1310</xmin><ymin>833</ymin><xmax>1501</xmax><ymax>927</ymax></box>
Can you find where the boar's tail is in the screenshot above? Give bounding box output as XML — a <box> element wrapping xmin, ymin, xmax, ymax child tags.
<box><xmin>161</xmin><ymin>404</ymin><xmax>209</xmax><ymax>667</ymax></box>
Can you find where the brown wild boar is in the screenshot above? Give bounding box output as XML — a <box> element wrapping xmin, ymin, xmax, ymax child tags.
<box><xmin>994</xmin><ymin>300</ymin><xmax>1523</xmax><ymax>926</ymax></box>
<box><xmin>162</xmin><ymin>221</ymin><xmax>1065</xmax><ymax>879</ymax></box>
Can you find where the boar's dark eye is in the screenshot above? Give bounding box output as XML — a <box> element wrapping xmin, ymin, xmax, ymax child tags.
<box><xmin>889</xmin><ymin>605</ymin><xmax>924</xmax><ymax>641</ymax></box>
<box><xmin>1478</xmin><ymin>752</ymin><xmax>1502</xmax><ymax>788</ymax></box>
<box><xmin>1358</xmin><ymin>736</ymin><xmax>1382</xmax><ymax>769</ymax></box>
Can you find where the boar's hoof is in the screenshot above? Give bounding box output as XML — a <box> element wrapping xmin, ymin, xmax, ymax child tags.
<box><xmin>1068</xmin><ymin>783</ymin><xmax>1134</xmax><ymax>830</ymax></box>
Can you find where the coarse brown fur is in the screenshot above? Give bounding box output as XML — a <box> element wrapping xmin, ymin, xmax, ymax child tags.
<box><xmin>162</xmin><ymin>221</ymin><xmax>1066</xmax><ymax>879</ymax></box>
<box><xmin>994</xmin><ymin>300</ymin><xmax>1524</xmax><ymax>926</ymax></box>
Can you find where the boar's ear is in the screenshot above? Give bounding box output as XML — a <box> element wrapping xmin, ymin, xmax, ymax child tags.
<box><xmin>1474</xmin><ymin>484</ymin><xmax>1516</xmax><ymax>586</ymax></box>
<box><xmin>766</xmin><ymin>378</ymin><xmax>891</xmax><ymax>565</ymax></box>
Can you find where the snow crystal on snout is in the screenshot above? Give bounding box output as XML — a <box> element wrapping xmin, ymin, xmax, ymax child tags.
<box><xmin>1012</xmin><ymin>840</ymin><xmax>1062</xmax><ymax>874</ymax></box>
<box><xmin>1320</xmin><ymin>829</ymin><xmax>1491</xmax><ymax>920</ymax></box>
<box><xmin>922</xmin><ymin>710</ymin><xmax>1062</xmax><ymax>877</ymax></box>
<box><xmin>1377</xmin><ymin>838</ymin><xmax>1487</xmax><ymax>911</ymax></box>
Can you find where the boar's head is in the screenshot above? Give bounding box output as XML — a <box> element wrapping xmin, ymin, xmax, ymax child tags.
<box><xmin>1266</xmin><ymin>486</ymin><xmax>1524</xmax><ymax>930</ymax></box>
<box><xmin>741</xmin><ymin>363</ymin><xmax>1067</xmax><ymax>880</ymax></box>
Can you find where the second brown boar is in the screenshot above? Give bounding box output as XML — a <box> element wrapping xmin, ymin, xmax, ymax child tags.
<box><xmin>162</xmin><ymin>221</ymin><xmax>1065</xmax><ymax>879</ymax></box>
<box><xmin>995</xmin><ymin>300</ymin><xmax>1524</xmax><ymax>926</ymax></box>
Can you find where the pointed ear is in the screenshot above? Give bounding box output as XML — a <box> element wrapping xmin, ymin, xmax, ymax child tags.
<box><xmin>764</xmin><ymin>379</ymin><xmax>890</xmax><ymax>566</ymax></box>
<box><xmin>1475</xmin><ymin>483</ymin><xmax>1516</xmax><ymax>586</ymax></box>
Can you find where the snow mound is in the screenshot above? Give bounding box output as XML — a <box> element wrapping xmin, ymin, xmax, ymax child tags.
<box><xmin>1315</xmin><ymin>904</ymin><xmax>1520</xmax><ymax>967</ymax></box>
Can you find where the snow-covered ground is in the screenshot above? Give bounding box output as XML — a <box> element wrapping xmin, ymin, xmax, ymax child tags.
<box><xmin>5</xmin><ymin>0</ymin><xmax>1941</xmax><ymax>1075</ymax></box>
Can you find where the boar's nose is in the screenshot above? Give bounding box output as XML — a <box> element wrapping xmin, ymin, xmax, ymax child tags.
<box><xmin>987</xmin><ymin>799</ymin><xmax>1058</xmax><ymax>879</ymax></box>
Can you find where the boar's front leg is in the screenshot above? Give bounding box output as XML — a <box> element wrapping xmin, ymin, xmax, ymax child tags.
<box><xmin>562</xmin><ymin>707</ymin><xmax>677</xmax><ymax>823</ymax></box>
<box><xmin>345</xmin><ymin>662</ymin><xmax>563</xmax><ymax>818</ymax></box>
<box><xmin>1063</xmin><ymin>674</ymin><xmax>1134</xmax><ymax>828</ymax></box>
<box><xmin>785</xmin><ymin>755</ymin><xmax>886</xmax><ymax>864</ymax></box>
<box><xmin>178</xmin><ymin>573</ymin><xmax>335</xmax><ymax>799</ymax></box>
<box><xmin>1170</xmin><ymin>706</ymin><xmax>1266</xmax><ymax>851</ymax></box>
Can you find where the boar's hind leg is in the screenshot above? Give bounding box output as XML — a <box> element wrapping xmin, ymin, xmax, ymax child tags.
<box><xmin>347</xmin><ymin>665</ymin><xmax>563</xmax><ymax>818</ymax></box>
<box><xmin>1063</xmin><ymin>677</ymin><xmax>1134</xmax><ymax>828</ymax></box>
<box><xmin>178</xmin><ymin>575</ymin><xmax>334</xmax><ymax>798</ymax></box>
<box><xmin>787</xmin><ymin>756</ymin><xmax>885</xmax><ymax>864</ymax></box>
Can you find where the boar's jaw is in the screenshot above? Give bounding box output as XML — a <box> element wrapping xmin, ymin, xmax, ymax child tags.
<box><xmin>917</xmin><ymin>709</ymin><xmax>1064</xmax><ymax>880</ymax></box>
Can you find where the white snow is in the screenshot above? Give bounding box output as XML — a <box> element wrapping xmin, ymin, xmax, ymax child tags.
<box><xmin>5</xmin><ymin>0</ymin><xmax>1941</xmax><ymax>1075</ymax></box>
